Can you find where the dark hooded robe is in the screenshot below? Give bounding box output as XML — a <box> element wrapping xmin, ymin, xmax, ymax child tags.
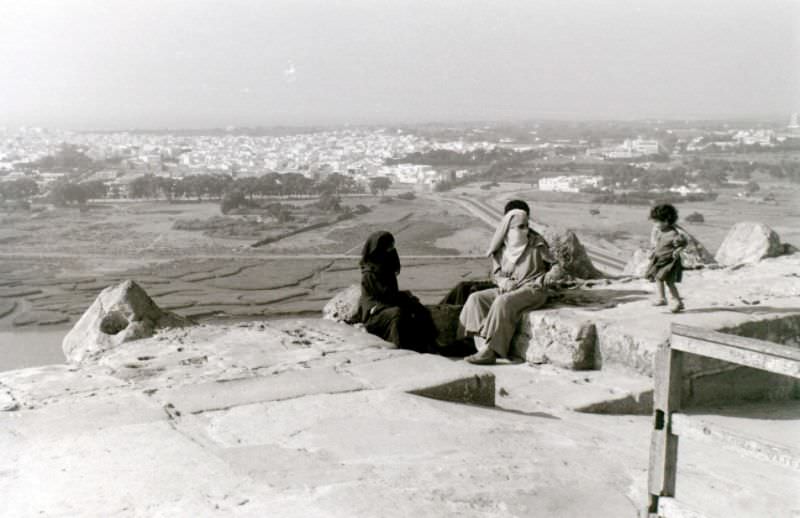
<box><xmin>356</xmin><ymin>231</ymin><xmax>436</xmax><ymax>353</ymax></box>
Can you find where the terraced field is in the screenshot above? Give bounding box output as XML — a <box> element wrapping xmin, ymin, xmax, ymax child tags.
<box><xmin>0</xmin><ymin>194</ymin><xmax>492</xmax><ymax>369</ymax></box>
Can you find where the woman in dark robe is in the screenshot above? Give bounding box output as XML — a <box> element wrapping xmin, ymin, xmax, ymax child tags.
<box><xmin>356</xmin><ymin>231</ymin><xmax>436</xmax><ymax>353</ymax></box>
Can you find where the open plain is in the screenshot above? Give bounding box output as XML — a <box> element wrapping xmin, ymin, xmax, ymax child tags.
<box><xmin>4</xmin><ymin>180</ymin><xmax>800</xmax><ymax>370</ymax></box>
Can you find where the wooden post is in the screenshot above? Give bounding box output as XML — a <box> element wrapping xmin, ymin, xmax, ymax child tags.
<box><xmin>645</xmin><ymin>343</ymin><xmax>683</xmax><ymax>516</ymax></box>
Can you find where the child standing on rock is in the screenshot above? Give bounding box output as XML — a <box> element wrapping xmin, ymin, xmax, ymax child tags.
<box><xmin>646</xmin><ymin>203</ymin><xmax>687</xmax><ymax>313</ymax></box>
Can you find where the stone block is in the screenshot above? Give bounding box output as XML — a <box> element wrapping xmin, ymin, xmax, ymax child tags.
<box><xmin>163</xmin><ymin>367</ymin><xmax>365</xmax><ymax>414</ymax></box>
<box><xmin>342</xmin><ymin>353</ymin><xmax>495</xmax><ymax>406</ymax></box>
<box><xmin>513</xmin><ymin>310</ymin><xmax>597</xmax><ymax>370</ymax></box>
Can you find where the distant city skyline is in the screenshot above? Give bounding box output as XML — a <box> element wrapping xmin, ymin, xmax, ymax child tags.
<box><xmin>1</xmin><ymin>0</ymin><xmax>798</xmax><ymax>130</ymax></box>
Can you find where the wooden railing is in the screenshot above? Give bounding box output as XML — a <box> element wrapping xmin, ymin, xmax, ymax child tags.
<box><xmin>644</xmin><ymin>323</ymin><xmax>800</xmax><ymax>518</ymax></box>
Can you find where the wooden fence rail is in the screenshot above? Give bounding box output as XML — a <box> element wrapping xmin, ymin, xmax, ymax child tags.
<box><xmin>644</xmin><ymin>323</ymin><xmax>800</xmax><ymax>518</ymax></box>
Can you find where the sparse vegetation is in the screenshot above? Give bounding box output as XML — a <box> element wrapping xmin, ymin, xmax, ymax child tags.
<box><xmin>369</xmin><ymin>176</ymin><xmax>392</xmax><ymax>196</ymax></box>
<box><xmin>686</xmin><ymin>212</ymin><xmax>705</xmax><ymax>223</ymax></box>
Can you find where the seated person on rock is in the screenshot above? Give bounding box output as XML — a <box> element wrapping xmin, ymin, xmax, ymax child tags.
<box><xmin>440</xmin><ymin>199</ymin><xmax>537</xmax><ymax>305</ymax></box>
<box><xmin>460</xmin><ymin>208</ymin><xmax>555</xmax><ymax>365</ymax></box>
<box><xmin>354</xmin><ymin>230</ymin><xmax>436</xmax><ymax>353</ymax></box>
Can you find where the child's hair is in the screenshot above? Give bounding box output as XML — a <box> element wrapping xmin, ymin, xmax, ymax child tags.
<box><xmin>649</xmin><ymin>203</ymin><xmax>679</xmax><ymax>224</ymax></box>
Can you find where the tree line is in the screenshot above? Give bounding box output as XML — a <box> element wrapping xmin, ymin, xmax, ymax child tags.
<box><xmin>126</xmin><ymin>171</ymin><xmax>368</xmax><ymax>201</ymax></box>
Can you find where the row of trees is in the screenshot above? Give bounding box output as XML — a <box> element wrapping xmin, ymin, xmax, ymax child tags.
<box><xmin>49</xmin><ymin>180</ymin><xmax>107</xmax><ymax>205</ymax></box>
<box><xmin>127</xmin><ymin>171</ymin><xmax>371</xmax><ymax>201</ymax></box>
<box><xmin>0</xmin><ymin>177</ymin><xmax>107</xmax><ymax>206</ymax></box>
<box><xmin>596</xmin><ymin>161</ymin><xmax>771</xmax><ymax>191</ymax></box>
<box><xmin>1</xmin><ymin>170</ymin><xmax>391</xmax><ymax>208</ymax></box>
<box><xmin>0</xmin><ymin>178</ymin><xmax>38</xmax><ymax>200</ymax></box>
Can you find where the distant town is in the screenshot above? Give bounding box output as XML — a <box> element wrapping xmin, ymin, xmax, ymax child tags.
<box><xmin>1</xmin><ymin>115</ymin><xmax>800</xmax><ymax>207</ymax></box>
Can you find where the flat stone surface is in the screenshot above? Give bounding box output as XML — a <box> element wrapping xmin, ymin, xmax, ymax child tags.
<box><xmin>164</xmin><ymin>368</ymin><xmax>366</xmax><ymax>414</ymax></box>
<box><xmin>343</xmin><ymin>353</ymin><xmax>495</xmax><ymax>406</ymax></box>
<box><xmin>494</xmin><ymin>363</ymin><xmax>655</xmax><ymax>415</ymax></box>
<box><xmin>1</xmin><ymin>316</ymin><xmax>797</xmax><ymax>517</ymax></box>
<box><xmin>342</xmin><ymin>353</ymin><xmax>488</xmax><ymax>391</ymax></box>
<box><xmin>515</xmin><ymin>254</ymin><xmax>800</xmax><ymax>377</ymax></box>
<box><xmin>682</xmin><ymin>400</ymin><xmax>800</xmax><ymax>448</ymax></box>
<box><xmin>0</xmin><ymin>365</ymin><xmax>126</xmax><ymax>408</ymax></box>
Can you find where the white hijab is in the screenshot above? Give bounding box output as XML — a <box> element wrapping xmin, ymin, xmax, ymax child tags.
<box><xmin>487</xmin><ymin>209</ymin><xmax>530</xmax><ymax>269</ymax></box>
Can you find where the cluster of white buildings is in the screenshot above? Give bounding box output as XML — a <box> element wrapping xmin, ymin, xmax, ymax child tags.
<box><xmin>0</xmin><ymin>127</ymin><xmax>495</xmax><ymax>192</ymax></box>
<box><xmin>68</xmin><ymin>129</ymin><xmax>435</xmax><ymax>178</ymax></box>
<box><xmin>683</xmin><ymin>116</ymin><xmax>800</xmax><ymax>152</ymax></box>
<box><xmin>0</xmin><ymin>127</ymin><xmax>66</xmax><ymax>171</ymax></box>
<box><xmin>376</xmin><ymin>164</ymin><xmax>453</xmax><ymax>188</ymax></box>
<box><xmin>592</xmin><ymin>138</ymin><xmax>666</xmax><ymax>159</ymax></box>
<box><xmin>685</xmin><ymin>130</ymin><xmax>778</xmax><ymax>151</ymax></box>
<box><xmin>538</xmin><ymin>175</ymin><xmax>603</xmax><ymax>192</ymax></box>
<box><xmin>667</xmin><ymin>184</ymin><xmax>708</xmax><ymax>196</ymax></box>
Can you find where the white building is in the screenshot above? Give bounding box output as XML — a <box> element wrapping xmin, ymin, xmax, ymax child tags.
<box><xmin>668</xmin><ymin>184</ymin><xmax>708</xmax><ymax>196</ymax></box>
<box><xmin>605</xmin><ymin>139</ymin><xmax>665</xmax><ymax>159</ymax></box>
<box><xmin>733</xmin><ymin>130</ymin><xmax>775</xmax><ymax>147</ymax></box>
<box><xmin>788</xmin><ymin>113</ymin><xmax>799</xmax><ymax>131</ymax></box>
<box><xmin>538</xmin><ymin>175</ymin><xmax>603</xmax><ymax>193</ymax></box>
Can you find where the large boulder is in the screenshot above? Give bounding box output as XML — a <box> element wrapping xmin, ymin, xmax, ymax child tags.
<box><xmin>322</xmin><ymin>284</ymin><xmax>361</xmax><ymax>322</ymax></box>
<box><xmin>622</xmin><ymin>248</ymin><xmax>651</xmax><ymax>278</ymax></box>
<box><xmin>675</xmin><ymin>225</ymin><xmax>716</xmax><ymax>269</ymax></box>
<box><xmin>715</xmin><ymin>222</ymin><xmax>784</xmax><ymax>266</ymax></box>
<box><xmin>543</xmin><ymin>230</ymin><xmax>604</xmax><ymax>280</ymax></box>
<box><xmin>62</xmin><ymin>280</ymin><xmax>193</xmax><ymax>364</ymax></box>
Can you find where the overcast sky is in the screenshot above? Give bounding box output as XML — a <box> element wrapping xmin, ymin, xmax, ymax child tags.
<box><xmin>1</xmin><ymin>0</ymin><xmax>798</xmax><ymax>129</ymax></box>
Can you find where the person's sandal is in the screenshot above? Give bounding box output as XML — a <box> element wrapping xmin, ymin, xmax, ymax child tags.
<box><xmin>466</xmin><ymin>347</ymin><xmax>497</xmax><ymax>365</ymax></box>
<box><xmin>651</xmin><ymin>298</ymin><xmax>667</xmax><ymax>307</ymax></box>
<box><xmin>670</xmin><ymin>300</ymin><xmax>685</xmax><ymax>313</ymax></box>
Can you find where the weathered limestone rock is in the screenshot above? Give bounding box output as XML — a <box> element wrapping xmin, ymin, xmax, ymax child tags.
<box><xmin>543</xmin><ymin>230</ymin><xmax>604</xmax><ymax>280</ymax></box>
<box><xmin>622</xmin><ymin>248</ymin><xmax>651</xmax><ymax>278</ymax></box>
<box><xmin>0</xmin><ymin>388</ymin><xmax>18</xmax><ymax>411</ymax></box>
<box><xmin>676</xmin><ymin>225</ymin><xmax>717</xmax><ymax>269</ymax></box>
<box><xmin>715</xmin><ymin>222</ymin><xmax>784</xmax><ymax>266</ymax></box>
<box><xmin>62</xmin><ymin>280</ymin><xmax>193</xmax><ymax>364</ymax></box>
<box><xmin>512</xmin><ymin>310</ymin><xmax>597</xmax><ymax>370</ymax></box>
<box><xmin>322</xmin><ymin>284</ymin><xmax>360</xmax><ymax>322</ymax></box>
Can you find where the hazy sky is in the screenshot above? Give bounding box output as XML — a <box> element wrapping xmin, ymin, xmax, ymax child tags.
<box><xmin>1</xmin><ymin>0</ymin><xmax>798</xmax><ymax>129</ymax></box>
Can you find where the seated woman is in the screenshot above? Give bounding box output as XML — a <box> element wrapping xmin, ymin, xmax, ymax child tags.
<box><xmin>439</xmin><ymin>199</ymin><xmax>532</xmax><ymax>305</ymax></box>
<box><xmin>355</xmin><ymin>230</ymin><xmax>436</xmax><ymax>353</ymax></box>
<box><xmin>460</xmin><ymin>209</ymin><xmax>554</xmax><ymax>365</ymax></box>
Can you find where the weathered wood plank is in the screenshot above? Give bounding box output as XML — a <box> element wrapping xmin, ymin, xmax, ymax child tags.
<box><xmin>672</xmin><ymin>412</ymin><xmax>800</xmax><ymax>471</ymax></box>
<box><xmin>672</xmin><ymin>324</ymin><xmax>800</xmax><ymax>363</ymax></box>
<box><xmin>671</xmin><ymin>333</ymin><xmax>800</xmax><ymax>378</ymax></box>
<box><xmin>646</xmin><ymin>345</ymin><xmax>683</xmax><ymax>515</ymax></box>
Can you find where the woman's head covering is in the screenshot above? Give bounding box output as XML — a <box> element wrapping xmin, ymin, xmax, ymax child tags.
<box><xmin>360</xmin><ymin>230</ymin><xmax>401</xmax><ymax>275</ymax></box>
<box><xmin>486</xmin><ymin>209</ymin><xmax>529</xmax><ymax>256</ymax></box>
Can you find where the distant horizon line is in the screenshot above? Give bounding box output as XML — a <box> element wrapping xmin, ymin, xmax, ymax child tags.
<box><xmin>5</xmin><ymin>113</ymin><xmax>797</xmax><ymax>134</ymax></box>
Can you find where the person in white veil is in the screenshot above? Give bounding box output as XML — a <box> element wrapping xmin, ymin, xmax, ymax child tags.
<box><xmin>459</xmin><ymin>208</ymin><xmax>555</xmax><ymax>364</ymax></box>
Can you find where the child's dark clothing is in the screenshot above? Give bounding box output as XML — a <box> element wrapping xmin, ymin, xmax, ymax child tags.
<box><xmin>646</xmin><ymin>226</ymin><xmax>687</xmax><ymax>283</ymax></box>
